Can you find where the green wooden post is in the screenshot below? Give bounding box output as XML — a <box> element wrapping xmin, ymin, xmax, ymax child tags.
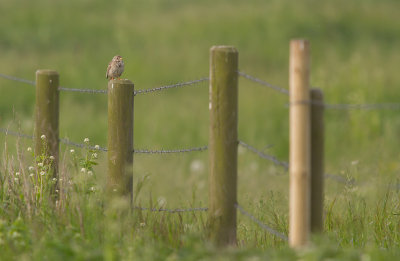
<box><xmin>310</xmin><ymin>88</ymin><xmax>324</xmax><ymax>233</ymax></box>
<box><xmin>35</xmin><ymin>70</ymin><xmax>59</xmax><ymax>178</ymax></box>
<box><xmin>208</xmin><ymin>46</ymin><xmax>238</xmax><ymax>246</ymax></box>
<box><xmin>107</xmin><ymin>79</ymin><xmax>134</xmax><ymax>199</ymax></box>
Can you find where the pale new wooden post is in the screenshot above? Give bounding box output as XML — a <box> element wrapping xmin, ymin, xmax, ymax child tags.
<box><xmin>35</xmin><ymin>70</ymin><xmax>59</xmax><ymax>178</ymax></box>
<box><xmin>208</xmin><ymin>46</ymin><xmax>238</xmax><ymax>246</ymax></box>
<box><xmin>310</xmin><ymin>88</ymin><xmax>324</xmax><ymax>233</ymax></box>
<box><xmin>107</xmin><ymin>79</ymin><xmax>134</xmax><ymax>199</ymax></box>
<box><xmin>289</xmin><ymin>39</ymin><xmax>311</xmax><ymax>247</ymax></box>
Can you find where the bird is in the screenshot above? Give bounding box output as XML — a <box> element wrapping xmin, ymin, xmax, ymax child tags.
<box><xmin>106</xmin><ymin>55</ymin><xmax>125</xmax><ymax>80</ymax></box>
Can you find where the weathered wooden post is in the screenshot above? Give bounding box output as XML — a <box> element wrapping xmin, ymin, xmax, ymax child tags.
<box><xmin>289</xmin><ymin>39</ymin><xmax>311</xmax><ymax>247</ymax></box>
<box><xmin>208</xmin><ymin>46</ymin><xmax>238</xmax><ymax>246</ymax></box>
<box><xmin>35</xmin><ymin>70</ymin><xmax>59</xmax><ymax>177</ymax></box>
<box><xmin>107</xmin><ymin>79</ymin><xmax>134</xmax><ymax>199</ymax></box>
<box><xmin>310</xmin><ymin>88</ymin><xmax>324</xmax><ymax>233</ymax></box>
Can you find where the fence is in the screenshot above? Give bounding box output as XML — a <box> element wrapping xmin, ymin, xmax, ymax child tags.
<box><xmin>1</xmin><ymin>39</ymin><xmax>400</xmax><ymax>248</ymax></box>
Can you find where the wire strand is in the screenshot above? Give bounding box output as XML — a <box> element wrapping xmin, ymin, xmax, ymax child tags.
<box><xmin>238</xmin><ymin>71</ymin><xmax>289</xmax><ymax>95</ymax></box>
<box><xmin>133</xmin><ymin>206</ymin><xmax>208</xmax><ymax>213</ymax></box>
<box><xmin>58</xmin><ymin>87</ymin><xmax>107</xmax><ymax>94</ymax></box>
<box><xmin>235</xmin><ymin>203</ymin><xmax>288</xmax><ymax>241</ymax></box>
<box><xmin>59</xmin><ymin>138</ymin><xmax>108</xmax><ymax>152</ymax></box>
<box><xmin>0</xmin><ymin>128</ymin><xmax>34</xmax><ymax>139</ymax></box>
<box><xmin>133</xmin><ymin>146</ymin><xmax>208</xmax><ymax>154</ymax></box>
<box><xmin>238</xmin><ymin>140</ymin><xmax>289</xmax><ymax>170</ymax></box>
<box><xmin>0</xmin><ymin>73</ymin><xmax>35</xmax><ymax>86</ymax></box>
<box><xmin>134</xmin><ymin>78</ymin><xmax>209</xmax><ymax>95</ymax></box>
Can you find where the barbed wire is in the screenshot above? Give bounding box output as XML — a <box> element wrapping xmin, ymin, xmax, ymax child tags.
<box><xmin>324</xmin><ymin>173</ymin><xmax>356</xmax><ymax>185</ymax></box>
<box><xmin>134</xmin><ymin>78</ymin><xmax>209</xmax><ymax>96</ymax></box>
<box><xmin>238</xmin><ymin>140</ymin><xmax>359</xmax><ymax>185</ymax></box>
<box><xmin>58</xmin><ymin>87</ymin><xmax>107</xmax><ymax>94</ymax></box>
<box><xmin>235</xmin><ymin>203</ymin><xmax>288</xmax><ymax>241</ymax></box>
<box><xmin>289</xmin><ymin>100</ymin><xmax>400</xmax><ymax>110</ymax></box>
<box><xmin>0</xmin><ymin>127</ymin><xmax>34</xmax><ymax>139</ymax></box>
<box><xmin>59</xmin><ymin>138</ymin><xmax>108</xmax><ymax>152</ymax></box>
<box><xmin>0</xmin><ymin>127</ymin><xmax>207</xmax><ymax>154</ymax></box>
<box><xmin>0</xmin><ymin>73</ymin><xmax>35</xmax><ymax>86</ymax></box>
<box><xmin>133</xmin><ymin>146</ymin><xmax>208</xmax><ymax>154</ymax></box>
<box><xmin>133</xmin><ymin>206</ymin><xmax>208</xmax><ymax>213</ymax></box>
<box><xmin>3</xmin><ymin>71</ymin><xmax>400</xmax><ymax>112</ymax></box>
<box><xmin>238</xmin><ymin>140</ymin><xmax>289</xmax><ymax>170</ymax></box>
<box><xmin>238</xmin><ymin>71</ymin><xmax>289</xmax><ymax>95</ymax></box>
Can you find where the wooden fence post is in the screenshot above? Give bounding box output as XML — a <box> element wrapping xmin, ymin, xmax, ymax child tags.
<box><xmin>208</xmin><ymin>45</ymin><xmax>238</xmax><ymax>246</ymax></box>
<box><xmin>289</xmin><ymin>39</ymin><xmax>311</xmax><ymax>247</ymax></box>
<box><xmin>107</xmin><ymin>79</ymin><xmax>134</xmax><ymax>199</ymax></box>
<box><xmin>35</xmin><ymin>70</ymin><xmax>59</xmax><ymax>179</ymax></box>
<box><xmin>310</xmin><ymin>88</ymin><xmax>324</xmax><ymax>233</ymax></box>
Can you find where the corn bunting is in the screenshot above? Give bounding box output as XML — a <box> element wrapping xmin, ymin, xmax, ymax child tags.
<box><xmin>106</xmin><ymin>55</ymin><xmax>124</xmax><ymax>80</ymax></box>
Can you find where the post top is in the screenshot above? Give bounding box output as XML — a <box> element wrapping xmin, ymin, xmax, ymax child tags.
<box><xmin>36</xmin><ymin>69</ymin><xmax>59</xmax><ymax>76</ymax></box>
<box><xmin>108</xmin><ymin>79</ymin><xmax>133</xmax><ymax>85</ymax></box>
<box><xmin>290</xmin><ymin>39</ymin><xmax>309</xmax><ymax>49</ymax></box>
<box><xmin>210</xmin><ymin>45</ymin><xmax>237</xmax><ymax>53</ymax></box>
<box><xmin>290</xmin><ymin>39</ymin><xmax>309</xmax><ymax>44</ymax></box>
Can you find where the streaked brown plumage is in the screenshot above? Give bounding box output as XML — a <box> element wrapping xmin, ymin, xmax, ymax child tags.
<box><xmin>106</xmin><ymin>55</ymin><xmax>124</xmax><ymax>80</ymax></box>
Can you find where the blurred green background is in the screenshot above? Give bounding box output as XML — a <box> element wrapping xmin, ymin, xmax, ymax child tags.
<box><xmin>1</xmin><ymin>0</ymin><xmax>400</xmax><ymax>204</ymax></box>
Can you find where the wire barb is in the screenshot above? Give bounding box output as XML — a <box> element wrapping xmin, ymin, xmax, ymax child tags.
<box><xmin>238</xmin><ymin>140</ymin><xmax>288</xmax><ymax>170</ymax></box>
<box><xmin>238</xmin><ymin>71</ymin><xmax>289</xmax><ymax>95</ymax></box>
<box><xmin>133</xmin><ymin>206</ymin><xmax>208</xmax><ymax>213</ymax></box>
<box><xmin>0</xmin><ymin>73</ymin><xmax>35</xmax><ymax>86</ymax></box>
<box><xmin>134</xmin><ymin>78</ymin><xmax>209</xmax><ymax>95</ymax></box>
<box><xmin>235</xmin><ymin>203</ymin><xmax>288</xmax><ymax>241</ymax></box>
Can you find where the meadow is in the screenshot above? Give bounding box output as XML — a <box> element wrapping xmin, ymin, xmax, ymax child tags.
<box><xmin>0</xmin><ymin>0</ymin><xmax>399</xmax><ymax>259</ymax></box>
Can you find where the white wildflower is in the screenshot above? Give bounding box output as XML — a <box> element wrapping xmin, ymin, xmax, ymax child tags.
<box><xmin>351</xmin><ymin>160</ymin><xmax>359</xmax><ymax>166</ymax></box>
<box><xmin>11</xmin><ymin>231</ymin><xmax>20</xmax><ymax>238</ymax></box>
<box><xmin>90</xmin><ymin>187</ymin><xmax>95</xmax><ymax>192</ymax></box>
<box><xmin>15</xmin><ymin>172</ymin><xmax>20</xmax><ymax>176</ymax></box>
<box><xmin>55</xmin><ymin>190</ymin><xmax>59</xmax><ymax>193</ymax></box>
<box><xmin>40</xmin><ymin>135</ymin><xmax>46</xmax><ymax>140</ymax></box>
<box><xmin>70</xmin><ymin>149</ymin><xmax>75</xmax><ymax>154</ymax></box>
<box><xmin>14</xmin><ymin>177</ymin><xmax>19</xmax><ymax>182</ymax></box>
<box><xmin>28</xmin><ymin>166</ymin><xmax>34</xmax><ymax>172</ymax></box>
<box><xmin>37</xmin><ymin>162</ymin><xmax>43</xmax><ymax>167</ymax></box>
<box><xmin>190</xmin><ymin>160</ymin><xmax>204</xmax><ymax>173</ymax></box>
<box><xmin>87</xmin><ymin>170</ymin><xmax>93</xmax><ymax>176</ymax></box>
<box><xmin>94</xmin><ymin>145</ymin><xmax>100</xmax><ymax>150</ymax></box>
<box><xmin>92</xmin><ymin>153</ymin><xmax>98</xmax><ymax>159</ymax></box>
<box><xmin>27</xmin><ymin>147</ymin><xmax>32</xmax><ymax>152</ymax></box>
<box><xmin>40</xmin><ymin>171</ymin><xmax>45</xmax><ymax>176</ymax></box>
<box><xmin>157</xmin><ymin>197</ymin><xmax>167</xmax><ymax>207</ymax></box>
<box><xmin>29</xmin><ymin>173</ymin><xmax>34</xmax><ymax>177</ymax></box>
<box><xmin>140</xmin><ymin>222</ymin><xmax>146</xmax><ymax>227</ymax></box>
<box><xmin>84</xmin><ymin>138</ymin><xmax>89</xmax><ymax>143</ymax></box>
<box><xmin>52</xmin><ymin>178</ymin><xmax>57</xmax><ymax>182</ymax></box>
<box><xmin>49</xmin><ymin>156</ymin><xmax>55</xmax><ymax>160</ymax></box>
<box><xmin>80</xmin><ymin>168</ymin><xmax>86</xmax><ymax>173</ymax></box>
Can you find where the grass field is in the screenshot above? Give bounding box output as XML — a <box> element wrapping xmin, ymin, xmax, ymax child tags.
<box><xmin>1</xmin><ymin>0</ymin><xmax>400</xmax><ymax>260</ymax></box>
